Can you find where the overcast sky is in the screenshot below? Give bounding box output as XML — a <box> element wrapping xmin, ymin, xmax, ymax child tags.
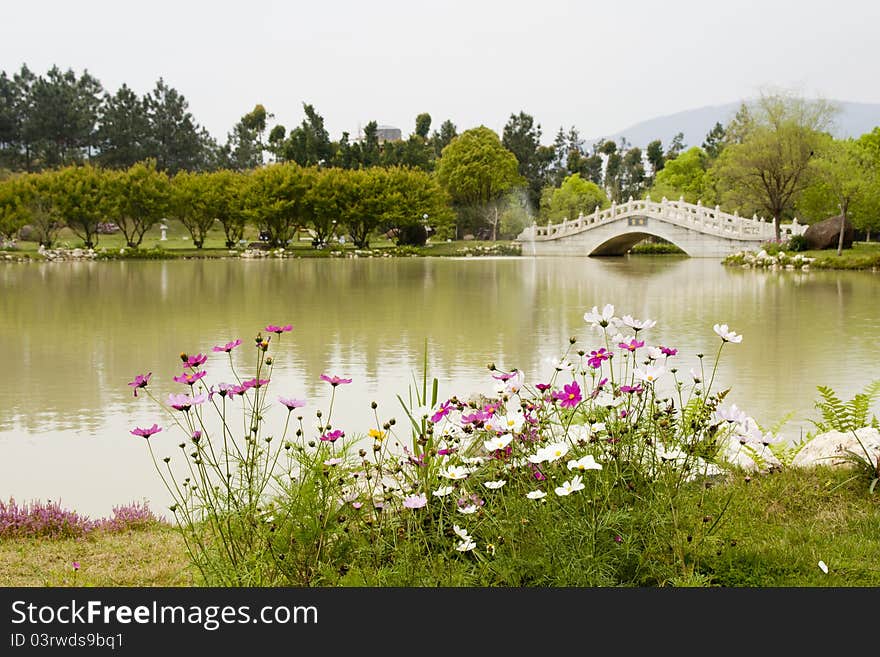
<box><xmin>3</xmin><ymin>0</ymin><xmax>879</xmax><ymax>144</ymax></box>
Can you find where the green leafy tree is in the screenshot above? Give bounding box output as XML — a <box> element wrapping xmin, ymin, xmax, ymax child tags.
<box><xmin>0</xmin><ymin>176</ymin><xmax>30</xmax><ymax>240</ymax></box>
<box><xmin>9</xmin><ymin>172</ymin><xmax>62</xmax><ymax>246</ymax></box>
<box><xmin>245</xmin><ymin>163</ymin><xmax>313</xmax><ymax>247</ymax></box>
<box><xmin>813</xmin><ymin>136</ymin><xmax>872</xmax><ymax>255</ymax></box>
<box><xmin>267</xmin><ymin>125</ymin><xmax>286</xmax><ymax>162</ymax></box>
<box><xmin>853</xmin><ymin>127</ymin><xmax>880</xmax><ymax>241</ymax></box>
<box><xmin>170</xmin><ymin>170</ymin><xmax>214</xmax><ymax>248</ymax></box>
<box><xmin>665</xmin><ymin>132</ymin><xmax>686</xmax><ymax>161</ymax></box>
<box><xmin>96</xmin><ymin>84</ymin><xmax>151</xmax><ymax>169</ymax></box>
<box><xmin>649</xmin><ymin>147</ymin><xmax>715</xmax><ymax>204</ymax></box>
<box><xmin>305</xmin><ymin>167</ymin><xmax>348</xmax><ymax>247</ymax></box>
<box><xmin>540</xmin><ymin>173</ymin><xmax>608</xmax><ymax>223</ymax></box>
<box><xmin>146</xmin><ymin>78</ymin><xmax>215</xmax><ymax>173</ymax></box>
<box><xmin>52</xmin><ymin>164</ymin><xmax>108</xmax><ymax>248</ymax></box>
<box><xmin>359</xmin><ymin>121</ymin><xmax>381</xmax><ymax>167</ymax></box>
<box><xmin>202</xmin><ymin>169</ymin><xmax>249</xmax><ymax>248</ymax></box>
<box><xmin>108</xmin><ymin>159</ymin><xmax>171</xmax><ymax>247</ymax></box>
<box><xmin>415</xmin><ymin>113</ymin><xmax>432</xmax><ymax>140</ymax></box>
<box><xmin>620</xmin><ymin>147</ymin><xmax>646</xmax><ymax>200</ymax></box>
<box><xmin>336</xmin><ymin>168</ymin><xmax>387</xmax><ymax>248</ymax></box>
<box><xmin>377</xmin><ymin>167</ymin><xmax>453</xmax><ymax>245</ymax></box>
<box><xmin>435</xmin><ymin>126</ymin><xmax>524</xmax><ymax>239</ymax></box>
<box><xmin>284</xmin><ymin>104</ymin><xmax>331</xmax><ymax>166</ymax></box>
<box><xmin>713</xmin><ymin>92</ymin><xmax>838</xmax><ymax>240</ymax></box>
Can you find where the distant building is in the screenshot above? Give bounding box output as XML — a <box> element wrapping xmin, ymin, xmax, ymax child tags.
<box><xmin>376</xmin><ymin>125</ymin><xmax>402</xmax><ymax>143</ymax></box>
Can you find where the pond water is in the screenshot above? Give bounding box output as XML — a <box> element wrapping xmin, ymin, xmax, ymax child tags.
<box><xmin>1</xmin><ymin>256</ymin><xmax>878</xmax><ymax>517</ymax></box>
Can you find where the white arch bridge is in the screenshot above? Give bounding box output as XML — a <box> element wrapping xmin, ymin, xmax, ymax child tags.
<box><xmin>515</xmin><ymin>196</ymin><xmax>806</xmax><ymax>257</ymax></box>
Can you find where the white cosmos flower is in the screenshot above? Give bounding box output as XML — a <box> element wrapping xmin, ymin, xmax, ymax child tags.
<box><xmin>463</xmin><ymin>456</ymin><xmax>486</xmax><ymax>466</ymax></box>
<box><xmin>483</xmin><ymin>480</ymin><xmax>506</xmax><ymax>490</ymax></box>
<box><xmin>656</xmin><ymin>444</ymin><xmax>688</xmax><ymax>462</ymax></box>
<box><xmin>594</xmin><ymin>391</ymin><xmax>623</xmax><ymax>408</ymax></box>
<box><xmin>432</xmin><ymin>486</ymin><xmax>455</xmax><ymax>497</ymax></box>
<box><xmin>453</xmin><ymin>524</ymin><xmax>471</xmax><ymax>540</ymax></box>
<box><xmin>483</xmin><ymin>434</ymin><xmax>514</xmax><ymax>452</ymax></box>
<box><xmin>689</xmin><ymin>367</ymin><xmax>702</xmax><ymax>383</ymax></box>
<box><xmin>622</xmin><ymin>315</ymin><xmax>657</xmax><ymax>332</ymax></box>
<box><xmin>646</xmin><ymin>346</ymin><xmax>663</xmax><ymax>361</ymax></box>
<box><xmin>457</xmin><ymin>504</ymin><xmax>478</xmax><ymax>514</ymax></box>
<box><xmin>529</xmin><ymin>441</ymin><xmax>570</xmax><ymax>464</ymax></box>
<box><xmin>591</xmin><ymin>422</ymin><xmax>607</xmax><ymax>435</ymax></box>
<box><xmin>526</xmin><ymin>490</ymin><xmax>547</xmax><ymax>500</ymax></box>
<box><xmin>713</xmin><ymin>323</ymin><xmax>743</xmax><ymax>343</ymax></box>
<box><xmin>456</xmin><ymin>538</ymin><xmax>477</xmax><ymax>552</ymax></box>
<box><xmin>567</xmin><ymin>455</ymin><xmax>603</xmax><ymax>471</ymax></box>
<box><xmin>714</xmin><ymin>403</ymin><xmax>748</xmax><ymax>424</ymax></box>
<box><xmin>567</xmin><ymin>424</ymin><xmax>591</xmax><ymax>442</ymax></box>
<box><xmin>545</xmin><ymin>356</ymin><xmax>573</xmax><ymax>371</ymax></box>
<box><xmin>554</xmin><ymin>475</ymin><xmax>586</xmax><ymax>496</ymax></box>
<box><xmin>440</xmin><ymin>465</ymin><xmax>471</xmax><ymax>480</ymax></box>
<box><xmin>634</xmin><ymin>364</ymin><xmax>666</xmax><ymax>384</ymax></box>
<box><xmin>584</xmin><ymin>304</ymin><xmax>616</xmax><ymax>327</ymax></box>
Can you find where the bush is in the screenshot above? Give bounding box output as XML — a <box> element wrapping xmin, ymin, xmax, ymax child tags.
<box><xmin>786</xmin><ymin>234</ymin><xmax>809</xmax><ymax>252</ymax></box>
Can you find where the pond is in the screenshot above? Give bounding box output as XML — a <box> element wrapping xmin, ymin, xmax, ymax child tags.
<box><xmin>1</xmin><ymin>255</ymin><xmax>878</xmax><ymax>517</ymax></box>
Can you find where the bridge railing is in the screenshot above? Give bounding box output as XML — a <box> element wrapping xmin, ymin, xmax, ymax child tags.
<box><xmin>518</xmin><ymin>196</ymin><xmax>806</xmax><ymax>242</ymax></box>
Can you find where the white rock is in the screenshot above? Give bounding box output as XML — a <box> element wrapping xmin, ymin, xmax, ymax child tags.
<box><xmin>791</xmin><ymin>427</ymin><xmax>880</xmax><ymax>469</ymax></box>
<box><xmin>720</xmin><ymin>437</ymin><xmax>783</xmax><ymax>472</ymax></box>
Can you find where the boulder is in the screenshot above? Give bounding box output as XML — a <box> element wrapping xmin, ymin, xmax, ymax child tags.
<box><xmin>803</xmin><ymin>214</ymin><xmax>853</xmax><ymax>250</ymax></box>
<box><xmin>791</xmin><ymin>427</ymin><xmax>880</xmax><ymax>469</ymax></box>
<box><xmin>720</xmin><ymin>438</ymin><xmax>784</xmax><ymax>472</ymax></box>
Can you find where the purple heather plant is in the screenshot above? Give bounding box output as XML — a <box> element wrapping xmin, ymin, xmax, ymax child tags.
<box><xmin>0</xmin><ymin>499</ymin><xmax>162</xmax><ymax>539</ymax></box>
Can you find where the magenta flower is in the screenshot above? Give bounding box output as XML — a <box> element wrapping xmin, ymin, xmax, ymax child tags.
<box><xmin>535</xmin><ymin>383</ymin><xmax>551</xmax><ymax>392</ymax></box>
<box><xmin>181</xmin><ymin>353</ymin><xmax>207</xmax><ymax>368</ymax></box>
<box><xmin>212</xmin><ymin>339</ymin><xmax>242</xmax><ymax>353</ymax></box>
<box><xmin>552</xmin><ymin>381</ymin><xmax>582</xmax><ymax>408</ymax></box>
<box><xmin>320</xmin><ymin>374</ymin><xmax>352</xmax><ymax>387</ymax></box>
<box><xmin>587</xmin><ymin>348</ymin><xmax>610</xmax><ymax>369</ymax></box>
<box><xmin>461</xmin><ymin>409</ymin><xmax>490</xmax><ymax>425</ymax></box>
<box><xmin>72</xmin><ymin>561</ymin><xmax>80</xmax><ymax>570</ymax></box>
<box><xmin>403</xmin><ymin>494</ymin><xmax>428</xmax><ymax>509</ymax></box>
<box><xmin>130</xmin><ymin>423</ymin><xmax>162</xmax><ymax>439</ymax></box>
<box><xmin>436</xmin><ymin>447</ymin><xmax>457</xmax><ymax>456</ymax></box>
<box><xmin>618</xmin><ymin>339</ymin><xmax>644</xmax><ymax>353</ymax></box>
<box><xmin>278</xmin><ymin>396</ymin><xmax>306</xmax><ymax>411</ymax></box>
<box><xmin>430</xmin><ymin>400</ymin><xmax>453</xmax><ymax>423</ymax></box>
<box><xmin>192</xmin><ymin>430</ymin><xmax>202</xmax><ymax>440</ymax></box>
<box><xmin>128</xmin><ymin>372</ymin><xmax>152</xmax><ymax>397</ymax></box>
<box><xmin>242</xmin><ymin>377</ymin><xmax>270</xmax><ymax>390</ymax></box>
<box><xmin>321</xmin><ymin>429</ymin><xmax>344</xmax><ymax>442</ymax></box>
<box><xmin>209</xmin><ymin>383</ymin><xmax>237</xmax><ymax>400</ymax></box>
<box><xmin>531</xmin><ymin>464</ymin><xmax>547</xmax><ymax>481</ymax></box>
<box><xmin>492</xmin><ymin>369</ymin><xmax>518</xmax><ymax>382</ymax></box>
<box><xmin>620</xmin><ymin>384</ymin><xmax>644</xmax><ymax>394</ymax></box>
<box><xmin>173</xmin><ymin>370</ymin><xmax>207</xmax><ymax>385</ymax></box>
<box><xmin>659</xmin><ymin>346</ymin><xmax>677</xmax><ymax>357</ymax></box>
<box><xmin>265</xmin><ymin>324</ymin><xmax>292</xmax><ymax>335</ymax></box>
<box><xmin>167</xmin><ymin>393</ymin><xmax>206</xmax><ymax>412</ymax></box>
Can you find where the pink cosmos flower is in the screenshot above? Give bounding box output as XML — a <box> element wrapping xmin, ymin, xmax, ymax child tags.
<box><xmin>659</xmin><ymin>346</ymin><xmax>677</xmax><ymax>357</ymax></box>
<box><xmin>173</xmin><ymin>370</ymin><xmax>207</xmax><ymax>385</ymax></box>
<box><xmin>402</xmin><ymin>494</ymin><xmax>428</xmax><ymax>509</ymax></box>
<box><xmin>430</xmin><ymin>401</ymin><xmax>453</xmax><ymax>423</ymax></box>
<box><xmin>553</xmin><ymin>381</ymin><xmax>582</xmax><ymax>409</ymax></box>
<box><xmin>130</xmin><ymin>423</ymin><xmax>162</xmax><ymax>438</ymax></box>
<box><xmin>212</xmin><ymin>339</ymin><xmax>242</xmax><ymax>353</ymax></box>
<box><xmin>618</xmin><ymin>339</ymin><xmax>644</xmax><ymax>353</ymax></box>
<box><xmin>183</xmin><ymin>353</ymin><xmax>207</xmax><ymax>368</ymax></box>
<box><xmin>620</xmin><ymin>384</ymin><xmax>644</xmax><ymax>394</ymax></box>
<box><xmin>128</xmin><ymin>372</ymin><xmax>151</xmax><ymax>397</ymax></box>
<box><xmin>587</xmin><ymin>349</ymin><xmax>610</xmax><ymax>369</ymax></box>
<box><xmin>320</xmin><ymin>374</ymin><xmax>352</xmax><ymax>387</ymax></box>
<box><xmin>72</xmin><ymin>561</ymin><xmax>80</xmax><ymax>570</ymax></box>
<box><xmin>265</xmin><ymin>324</ymin><xmax>292</xmax><ymax>335</ymax></box>
<box><xmin>167</xmin><ymin>393</ymin><xmax>206</xmax><ymax>412</ymax></box>
<box><xmin>535</xmin><ymin>383</ymin><xmax>551</xmax><ymax>392</ymax></box>
<box><xmin>242</xmin><ymin>377</ymin><xmax>270</xmax><ymax>390</ymax></box>
<box><xmin>278</xmin><ymin>396</ymin><xmax>306</xmax><ymax>411</ymax></box>
<box><xmin>321</xmin><ymin>429</ymin><xmax>344</xmax><ymax>442</ymax></box>
<box><xmin>209</xmin><ymin>383</ymin><xmax>237</xmax><ymax>400</ymax></box>
<box><xmin>323</xmin><ymin>458</ymin><xmax>343</xmax><ymax>467</ymax></box>
<box><xmin>492</xmin><ymin>369</ymin><xmax>518</xmax><ymax>382</ymax></box>
<box><xmin>461</xmin><ymin>410</ymin><xmax>490</xmax><ymax>425</ymax></box>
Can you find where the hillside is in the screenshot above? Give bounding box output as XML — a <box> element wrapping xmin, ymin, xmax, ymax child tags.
<box><xmin>589</xmin><ymin>100</ymin><xmax>880</xmax><ymax>150</ymax></box>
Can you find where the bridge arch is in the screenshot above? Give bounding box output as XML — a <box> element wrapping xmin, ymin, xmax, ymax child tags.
<box><xmin>588</xmin><ymin>229</ymin><xmax>689</xmax><ymax>256</ymax></box>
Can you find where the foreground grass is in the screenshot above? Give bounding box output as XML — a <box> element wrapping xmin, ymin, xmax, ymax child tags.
<box><xmin>2</xmin><ymin>468</ymin><xmax>877</xmax><ymax>587</ymax></box>
<box><xmin>805</xmin><ymin>242</ymin><xmax>880</xmax><ymax>270</ymax></box>
<box><xmin>0</xmin><ymin>525</ymin><xmax>192</xmax><ymax>587</ymax></box>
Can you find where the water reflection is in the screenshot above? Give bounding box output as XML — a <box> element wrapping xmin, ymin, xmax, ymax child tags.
<box><xmin>1</xmin><ymin>257</ymin><xmax>878</xmax><ymax>516</ymax></box>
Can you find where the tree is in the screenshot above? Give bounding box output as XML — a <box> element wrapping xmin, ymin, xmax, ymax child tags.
<box><xmin>502</xmin><ymin>111</ymin><xmax>547</xmax><ymax>210</ymax></box>
<box><xmin>145</xmin><ymin>78</ymin><xmax>214</xmax><ymax>173</ymax></box>
<box><xmin>0</xmin><ymin>176</ymin><xmax>31</xmax><ymax>241</ymax></box>
<box><xmin>620</xmin><ymin>147</ymin><xmax>646</xmax><ymax>200</ymax></box>
<box><xmin>7</xmin><ymin>172</ymin><xmax>62</xmax><ymax>246</ymax></box>
<box><xmin>702</xmin><ymin>122</ymin><xmax>726</xmax><ymax>159</ymax></box>
<box><xmin>853</xmin><ymin>127</ymin><xmax>880</xmax><ymax>241</ymax></box>
<box><xmin>305</xmin><ymin>167</ymin><xmax>348</xmax><ymax>247</ymax></box>
<box><xmin>359</xmin><ymin>121</ymin><xmax>381</xmax><ymax>167</ymax></box>
<box><xmin>52</xmin><ymin>164</ymin><xmax>108</xmax><ymax>248</ymax></box>
<box><xmin>813</xmin><ymin>137</ymin><xmax>872</xmax><ymax>255</ymax></box>
<box><xmin>649</xmin><ymin>147</ymin><xmax>714</xmax><ymax>204</ymax></box>
<box><xmin>202</xmin><ymin>169</ymin><xmax>248</xmax><ymax>248</ymax></box>
<box><xmin>283</xmin><ymin>103</ymin><xmax>331</xmax><ymax>167</ymax></box>
<box><xmin>646</xmin><ymin>139</ymin><xmax>665</xmax><ymax>177</ymax></box>
<box><xmin>267</xmin><ymin>125</ymin><xmax>286</xmax><ymax>162</ymax></box>
<box><xmin>336</xmin><ymin>168</ymin><xmax>387</xmax><ymax>248</ymax></box>
<box><xmin>96</xmin><ymin>84</ymin><xmax>151</xmax><ymax>169</ymax></box>
<box><xmin>415</xmin><ymin>113</ymin><xmax>432</xmax><ymax>140</ymax></box>
<box><xmin>540</xmin><ymin>173</ymin><xmax>608</xmax><ymax>223</ymax></box>
<box><xmin>108</xmin><ymin>159</ymin><xmax>170</xmax><ymax>247</ymax></box>
<box><xmin>169</xmin><ymin>170</ymin><xmax>213</xmax><ymax>248</ymax></box>
<box><xmin>664</xmin><ymin>132</ymin><xmax>686</xmax><ymax>161</ymax></box>
<box><xmin>435</xmin><ymin>126</ymin><xmax>524</xmax><ymax>239</ymax></box>
<box><xmin>245</xmin><ymin>163</ymin><xmax>313</xmax><ymax>247</ymax></box>
<box><xmin>377</xmin><ymin>167</ymin><xmax>453</xmax><ymax>245</ymax></box>
<box><xmin>713</xmin><ymin>92</ymin><xmax>838</xmax><ymax>241</ymax></box>
<box><xmin>430</xmin><ymin>119</ymin><xmax>457</xmax><ymax>158</ymax></box>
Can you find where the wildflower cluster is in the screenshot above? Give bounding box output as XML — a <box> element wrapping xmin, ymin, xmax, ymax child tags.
<box><xmin>723</xmin><ymin>249</ymin><xmax>814</xmax><ymax>270</ymax></box>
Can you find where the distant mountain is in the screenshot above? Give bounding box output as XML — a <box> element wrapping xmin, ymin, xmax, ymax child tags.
<box><xmin>589</xmin><ymin>100</ymin><xmax>880</xmax><ymax>151</ymax></box>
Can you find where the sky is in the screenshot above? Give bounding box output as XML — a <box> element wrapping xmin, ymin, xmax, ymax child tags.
<box><xmin>3</xmin><ymin>0</ymin><xmax>879</xmax><ymax>145</ymax></box>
